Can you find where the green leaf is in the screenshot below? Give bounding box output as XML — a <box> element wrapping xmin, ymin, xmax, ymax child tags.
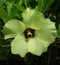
<box><xmin>7</xmin><ymin>3</ymin><xmax>22</xmax><ymax>19</ymax></box>
<box><xmin>57</xmin><ymin>24</ymin><xmax>60</xmax><ymax>38</ymax></box>
<box><xmin>37</xmin><ymin>0</ymin><xmax>54</xmax><ymax>13</ymax></box>
<box><xmin>0</xmin><ymin>7</ymin><xmax>9</xmax><ymax>23</ymax></box>
<box><xmin>11</xmin><ymin>35</ymin><xmax>28</xmax><ymax>57</ymax></box>
<box><xmin>0</xmin><ymin>0</ymin><xmax>5</xmax><ymax>6</ymax></box>
<box><xmin>37</xmin><ymin>0</ymin><xmax>44</xmax><ymax>11</ymax></box>
<box><xmin>42</xmin><ymin>0</ymin><xmax>54</xmax><ymax>13</ymax></box>
<box><xmin>2</xmin><ymin>19</ymin><xmax>25</xmax><ymax>39</ymax></box>
<box><xmin>19</xmin><ymin>0</ymin><xmax>28</xmax><ymax>8</ymax></box>
<box><xmin>7</xmin><ymin>2</ymin><xmax>13</xmax><ymax>17</ymax></box>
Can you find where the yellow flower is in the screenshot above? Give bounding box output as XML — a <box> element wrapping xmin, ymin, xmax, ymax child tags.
<box><xmin>2</xmin><ymin>8</ymin><xmax>57</xmax><ymax>57</ymax></box>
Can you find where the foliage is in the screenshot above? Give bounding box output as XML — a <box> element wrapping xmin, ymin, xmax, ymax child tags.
<box><xmin>57</xmin><ymin>24</ymin><xmax>60</xmax><ymax>38</ymax></box>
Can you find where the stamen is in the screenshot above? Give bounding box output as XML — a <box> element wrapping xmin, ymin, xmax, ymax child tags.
<box><xmin>23</xmin><ymin>28</ymin><xmax>35</xmax><ymax>39</ymax></box>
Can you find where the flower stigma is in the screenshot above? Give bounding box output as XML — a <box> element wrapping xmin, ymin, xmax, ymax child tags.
<box><xmin>23</xmin><ymin>28</ymin><xmax>35</xmax><ymax>39</ymax></box>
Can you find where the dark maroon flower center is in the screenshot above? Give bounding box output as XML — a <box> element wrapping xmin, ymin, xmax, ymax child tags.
<box><xmin>23</xmin><ymin>28</ymin><xmax>35</xmax><ymax>39</ymax></box>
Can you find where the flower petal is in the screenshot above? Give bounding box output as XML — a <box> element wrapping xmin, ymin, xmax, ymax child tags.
<box><xmin>11</xmin><ymin>35</ymin><xmax>28</xmax><ymax>57</ymax></box>
<box><xmin>22</xmin><ymin>8</ymin><xmax>35</xmax><ymax>23</ymax></box>
<box><xmin>36</xmin><ymin>19</ymin><xmax>57</xmax><ymax>43</ymax></box>
<box><xmin>26</xmin><ymin>11</ymin><xmax>45</xmax><ymax>29</ymax></box>
<box><xmin>2</xmin><ymin>19</ymin><xmax>25</xmax><ymax>39</ymax></box>
<box><xmin>22</xmin><ymin>8</ymin><xmax>44</xmax><ymax>29</ymax></box>
<box><xmin>27</xmin><ymin>38</ymin><xmax>47</xmax><ymax>56</ymax></box>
